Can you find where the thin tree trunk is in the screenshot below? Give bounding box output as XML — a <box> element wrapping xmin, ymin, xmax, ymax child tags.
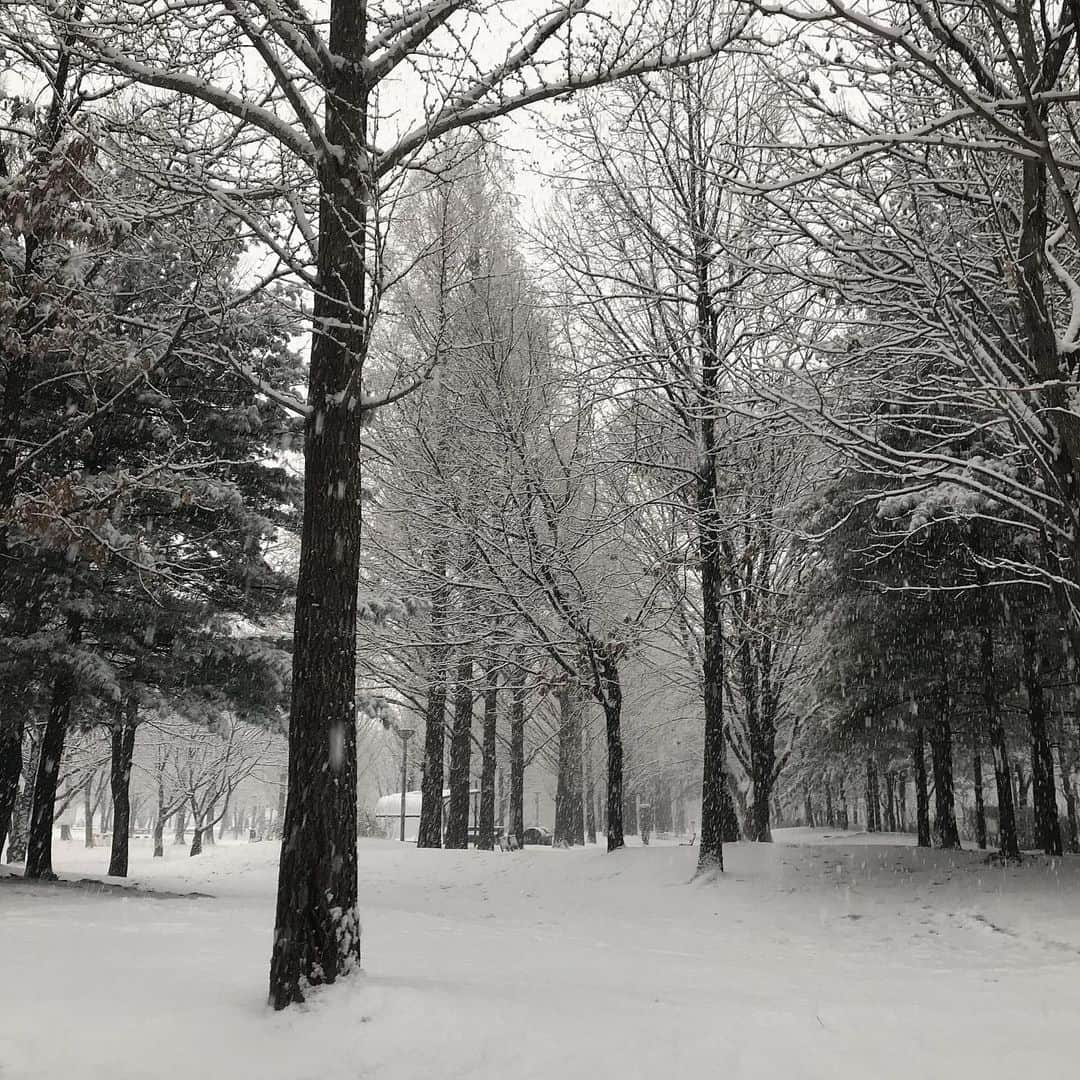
<box><xmin>584</xmin><ymin>729</ymin><xmax>597</xmax><ymax>844</ymax></box>
<box><xmin>600</xmin><ymin>647</ymin><xmax>624</xmax><ymax>853</ymax></box>
<box><xmin>417</xmin><ymin>553</ymin><xmax>448</xmax><ymax>849</ymax></box>
<box><xmin>189</xmin><ymin>801</ymin><xmax>206</xmax><ymax>857</ymax></box>
<box><xmin>0</xmin><ymin>720</ymin><xmax>23</xmax><ymax>858</ymax></box>
<box><xmin>173</xmin><ymin>804</ymin><xmax>187</xmax><ymax>845</ymax></box>
<box><xmin>83</xmin><ymin>776</ymin><xmax>94</xmax><ymax>848</ymax></box>
<box><xmin>26</xmin><ymin>664</ymin><xmax>76</xmax><ymax>879</ymax></box>
<box><xmin>696</xmin><ymin>525</ymin><xmax>725</xmax><ymax>871</ymax></box>
<box><xmin>509</xmin><ymin>649</ymin><xmax>525</xmax><ymax>846</ymax></box>
<box><xmin>445</xmin><ymin>656</ymin><xmax>473</xmax><ymax>849</ymax></box>
<box><xmin>981</xmin><ymin>623</ymin><xmax>1019</xmax><ymax>858</ymax></box>
<box><xmin>912</xmin><ymin>727</ymin><xmax>931</xmax><ymax>848</ymax></box>
<box><xmin>884</xmin><ymin>772</ymin><xmax>896</xmax><ymax>832</ymax></box>
<box><xmin>107</xmin><ymin>702</ymin><xmax>137</xmax><ymax>877</ymax></box>
<box><xmin>824</xmin><ymin>782</ymin><xmax>835</xmax><ymax>828</ymax></box>
<box><xmin>972</xmin><ymin>747</ymin><xmax>987</xmax><ymax>851</ymax></box>
<box><xmin>478</xmin><ymin>659</ymin><xmax>497</xmax><ymax>851</ymax></box>
<box><xmin>1022</xmin><ymin>630</ymin><xmax>1063</xmax><ymax>856</ymax></box>
<box><xmin>929</xmin><ymin>689</ymin><xmax>960</xmax><ymax>850</ymax></box>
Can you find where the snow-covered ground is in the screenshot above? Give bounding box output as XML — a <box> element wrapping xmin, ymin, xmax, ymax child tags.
<box><xmin>2</xmin><ymin>829</ymin><xmax>1078</xmax><ymax>1079</ymax></box>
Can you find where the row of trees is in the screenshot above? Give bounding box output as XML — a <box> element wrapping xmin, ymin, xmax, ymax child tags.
<box><xmin>4</xmin><ymin>0</ymin><xmax>1080</xmax><ymax>1016</ymax></box>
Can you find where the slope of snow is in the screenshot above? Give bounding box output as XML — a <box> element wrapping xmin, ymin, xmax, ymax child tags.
<box><xmin>2</xmin><ymin>830</ymin><xmax>1078</xmax><ymax>1079</ymax></box>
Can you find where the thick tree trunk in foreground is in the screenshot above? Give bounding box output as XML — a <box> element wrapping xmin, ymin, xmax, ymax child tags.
<box><xmin>478</xmin><ymin>661</ymin><xmax>497</xmax><ymax>851</ymax></box>
<box><xmin>445</xmin><ymin>656</ymin><xmax>473</xmax><ymax>849</ymax></box>
<box><xmin>929</xmin><ymin>693</ymin><xmax>960</xmax><ymax>850</ymax></box>
<box><xmin>173</xmin><ymin>805</ymin><xmax>186</xmax><ymax>845</ymax></box>
<box><xmin>912</xmin><ymin>727</ymin><xmax>931</xmax><ymax>848</ymax></box>
<box><xmin>0</xmin><ymin>722</ymin><xmax>22</xmax><ymax>858</ymax></box>
<box><xmin>268</xmin><ymin>4</ymin><xmax>371</xmax><ymax>1009</ymax></box>
<box><xmin>107</xmin><ymin>705</ymin><xmax>137</xmax><ymax>877</ymax></box>
<box><xmin>509</xmin><ymin>653</ymin><xmax>525</xmax><ymax>845</ymax></box>
<box><xmin>25</xmin><ymin>669</ymin><xmax>75</xmax><ymax>879</ymax></box>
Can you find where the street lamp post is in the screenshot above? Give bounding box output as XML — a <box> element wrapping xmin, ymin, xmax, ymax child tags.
<box><xmin>398</xmin><ymin>728</ymin><xmax>414</xmax><ymax>842</ymax></box>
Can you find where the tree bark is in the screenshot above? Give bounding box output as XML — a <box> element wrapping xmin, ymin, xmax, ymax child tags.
<box><xmin>0</xmin><ymin>720</ymin><xmax>23</xmax><ymax>858</ymax></box>
<box><xmin>972</xmin><ymin>747</ymin><xmax>987</xmax><ymax>851</ymax></box>
<box><xmin>417</xmin><ymin>554</ymin><xmax>448</xmax><ymax>849</ymax></box>
<box><xmin>883</xmin><ymin>771</ymin><xmax>896</xmax><ymax>832</ymax></box>
<box><xmin>929</xmin><ymin>689</ymin><xmax>960</xmax><ymax>850</ymax></box>
<box><xmin>599</xmin><ymin>647</ymin><xmax>624</xmax><ymax>853</ymax></box>
<box><xmin>1021</xmin><ymin>629</ymin><xmax>1063</xmax><ymax>856</ymax></box>
<box><xmin>267</xmin><ymin>0</ymin><xmax>371</xmax><ymax>1010</ymax></box>
<box><xmin>478</xmin><ymin>659</ymin><xmax>497</xmax><ymax>851</ymax></box>
<box><xmin>912</xmin><ymin>727</ymin><xmax>931</xmax><ymax>848</ymax></box>
<box><xmin>980</xmin><ymin>622</ymin><xmax>1019</xmax><ymax>858</ymax></box>
<box><xmin>584</xmin><ymin>731</ymin><xmax>597</xmax><ymax>844</ymax></box>
<box><xmin>696</xmin><ymin>519</ymin><xmax>725</xmax><ymax>871</ymax></box>
<box><xmin>173</xmin><ymin>804</ymin><xmax>187</xmax><ymax>845</ymax></box>
<box><xmin>509</xmin><ymin>650</ymin><xmax>525</xmax><ymax>846</ymax></box>
<box><xmin>445</xmin><ymin>656</ymin><xmax>473</xmax><ymax>849</ymax></box>
<box><xmin>25</xmin><ymin>665</ymin><xmax>76</xmax><ymax>879</ymax></box>
<box><xmin>83</xmin><ymin>775</ymin><xmax>95</xmax><ymax>848</ymax></box>
<box><xmin>107</xmin><ymin>701</ymin><xmax>137</xmax><ymax>877</ymax></box>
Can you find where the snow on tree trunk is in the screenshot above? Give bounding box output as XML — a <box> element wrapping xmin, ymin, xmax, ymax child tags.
<box><xmin>0</xmin><ymin>722</ymin><xmax>23</xmax><ymax>859</ymax></box>
<box><xmin>107</xmin><ymin>705</ymin><xmax>137</xmax><ymax>877</ymax></box>
<box><xmin>267</xmin><ymin>5</ymin><xmax>370</xmax><ymax>1002</ymax></box>
<box><xmin>600</xmin><ymin>647</ymin><xmax>625</xmax><ymax>853</ymax></box>
<box><xmin>445</xmin><ymin>656</ymin><xmax>473</xmax><ymax>849</ymax></box>
<box><xmin>912</xmin><ymin>727</ymin><xmax>931</xmax><ymax>848</ymax></box>
<box><xmin>418</xmin><ymin>554</ymin><xmax>448</xmax><ymax>850</ymax></box>
<box><xmin>26</xmin><ymin>664</ymin><xmax>76</xmax><ymax>879</ymax></box>
<box><xmin>1021</xmin><ymin>631</ymin><xmax>1063</xmax><ymax>856</ymax></box>
<box><xmin>972</xmin><ymin>747</ymin><xmax>987</xmax><ymax>851</ymax></box>
<box><xmin>7</xmin><ymin>727</ymin><xmax>40</xmax><ymax>864</ymax></box>
<box><xmin>509</xmin><ymin>652</ymin><xmax>526</xmax><ymax>847</ymax></box>
<box><xmin>478</xmin><ymin>660</ymin><xmax>497</xmax><ymax>851</ymax></box>
<box><xmin>929</xmin><ymin>692</ymin><xmax>960</xmax><ymax>850</ymax></box>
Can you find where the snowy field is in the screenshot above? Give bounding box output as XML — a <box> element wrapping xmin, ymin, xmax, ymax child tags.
<box><xmin>2</xmin><ymin>831</ymin><xmax>1078</xmax><ymax>1080</ymax></box>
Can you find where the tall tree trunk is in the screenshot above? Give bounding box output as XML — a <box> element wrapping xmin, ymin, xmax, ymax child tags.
<box><xmin>153</xmin><ymin>777</ymin><xmax>165</xmax><ymax>860</ymax></box>
<box><xmin>417</xmin><ymin>556</ymin><xmax>448</xmax><ymax>849</ymax></box>
<box><xmin>1057</xmin><ymin>745</ymin><xmax>1079</xmax><ymax>855</ymax></box>
<box><xmin>600</xmin><ymin>647</ymin><xmax>624</xmax><ymax>853</ymax></box>
<box><xmin>972</xmin><ymin>747</ymin><xmax>987</xmax><ymax>851</ymax></box>
<box><xmin>979</xmin><ymin>628</ymin><xmax>1019</xmax><ymax>858</ymax></box>
<box><xmin>445</xmin><ymin>656</ymin><xmax>473</xmax><ymax>849</ymax></box>
<box><xmin>0</xmin><ymin>720</ymin><xmax>23</xmax><ymax>858</ymax></box>
<box><xmin>203</xmin><ymin>799</ymin><xmax>217</xmax><ymax>845</ymax></box>
<box><xmin>478</xmin><ymin>659</ymin><xmax>497</xmax><ymax>851</ymax></box>
<box><xmin>274</xmin><ymin>771</ymin><xmax>286</xmax><ymax>840</ymax></box>
<box><xmin>897</xmin><ymin>771</ymin><xmax>907</xmax><ymax>832</ymax></box>
<box><xmin>864</xmin><ymin>758</ymin><xmax>878</xmax><ymax>833</ymax></box>
<box><xmin>83</xmin><ymin>775</ymin><xmax>94</xmax><ymax>848</ymax></box>
<box><xmin>883</xmin><ymin>772</ymin><xmax>896</xmax><ymax>832</ymax></box>
<box><xmin>824</xmin><ymin>782</ymin><xmax>835</xmax><ymax>828</ymax></box>
<box><xmin>509</xmin><ymin>649</ymin><xmax>526</xmax><ymax>845</ymax></box>
<box><xmin>107</xmin><ymin>701</ymin><xmax>137</xmax><ymax>877</ymax></box>
<box><xmin>26</xmin><ymin>663</ymin><xmax>77</xmax><ymax>879</ymax></box>
<box><xmin>1021</xmin><ymin>630</ymin><xmax>1063</xmax><ymax>856</ymax></box>
<box><xmin>696</xmin><ymin>521</ymin><xmax>725</xmax><ymax>871</ymax></box>
<box><xmin>584</xmin><ymin>729</ymin><xmax>597</xmax><ymax>844</ymax></box>
<box><xmin>912</xmin><ymin>727</ymin><xmax>931</xmax><ymax>848</ymax></box>
<box><xmin>268</xmin><ymin>1</ymin><xmax>370</xmax><ymax>1011</ymax></box>
<box><xmin>189</xmin><ymin>806</ymin><xmax>203</xmax><ymax>856</ymax></box>
<box><xmin>173</xmin><ymin>804</ymin><xmax>187</xmax><ymax>845</ymax></box>
<box><xmin>929</xmin><ymin>688</ymin><xmax>960</xmax><ymax>850</ymax></box>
